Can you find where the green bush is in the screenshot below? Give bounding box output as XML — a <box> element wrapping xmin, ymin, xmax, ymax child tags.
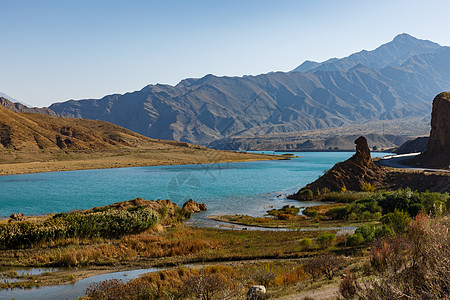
<box><xmin>381</xmin><ymin>209</ymin><xmax>411</xmax><ymax>234</ymax></box>
<box><xmin>374</xmin><ymin>224</ymin><xmax>395</xmax><ymax>239</ymax></box>
<box><xmin>0</xmin><ymin>208</ymin><xmax>160</xmax><ymax>249</ymax></box>
<box><xmin>299</xmin><ymin>237</ymin><xmax>312</xmax><ymax>250</ymax></box>
<box><xmin>347</xmin><ymin>233</ymin><xmax>364</xmax><ymax>246</ymax></box>
<box><xmin>355</xmin><ymin>224</ymin><xmax>376</xmax><ymax>242</ymax></box>
<box><xmin>317</xmin><ymin>232</ymin><xmax>336</xmax><ymax>248</ymax></box>
<box><xmin>297</xmin><ymin>189</ymin><xmax>314</xmax><ymax>200</ymax></box>
<box><xmin>267</xmin><ymin>205</ymin><xmax>300</xmax><ymax>219</ymax></box>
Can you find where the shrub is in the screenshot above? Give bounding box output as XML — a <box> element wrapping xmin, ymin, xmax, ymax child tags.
<box><xmin>0</xmin><ymin>208</ymin><xmax>160</xmax><ymax>249</ymax></box>
<box><xmin>267</xmin><ymin>205</ymin><xmax>299</xmax><ymax>219</ymax></box>
<box><xmin>374</xmin><ymin>224</ymin><xmax>395</xmax><ymax>239</ymax></box>
<box><xmin>355</xmin><ymin>224</ymin><xmax>376</xmax><ymax>242</ymax></box>
<box><xmin>360</xmin><ymin>182</ymin><xmax>375</xmax><ymax>192</ymax></box>
<box><xmin>299</xmin><ymin>238</ymin><xmax>312</xmax><ymax>251</ymax></box>
<box><xmin>317</xmin><ymin>232</ymin><xmax>336</xmax><ymax>248</ymax></box>
<box><xmin>305</xmin><ymin>254</ymin><xmax>343</xmax><ymax>280</ymax></box>
<box><xmin>297</xmin><ymin>189</ymin><xmax>314</xmax><ymax>200</ymax></box>
<box><xmin>339</xmin><ymin>270</ymin><xmax>358</xmax><ymax>299</ymax></box>
<box><xmin>381</xmin><ymin>209</ymin><xmax>411</xmax><ymax>234</ymax></box>
<box><xmin>407</xmin><ymin>203</ymin><xmax>424</xmax><ymax>217</ymax></box>
<box><xmin>347</xmin><ymin>233</ymin><xmax>364</xmax><ymax>246</ymax></box>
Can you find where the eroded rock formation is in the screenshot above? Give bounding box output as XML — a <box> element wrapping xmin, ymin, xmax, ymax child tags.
<box><xmin>288</xmin><ymin>136</ymin><xmax>384</xmax><ymax>199</ymax></box>
<box><xmin>412</xmin><ymin>92</ymin><xmax>450</xmax><ymax>169</ymax></box>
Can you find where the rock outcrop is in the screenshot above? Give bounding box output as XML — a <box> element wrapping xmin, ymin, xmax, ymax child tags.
<box><xmin>411</xmin><ymin>92</ymin><xmax>450</xmax><ymax>169</ymax></box>
<box><xmin>395</xmin><ymin>137</ymin><xmax>429</xmax><ymax>154</ymax></box>
<box><xmin>182</xmin><ymin>199</ymin><xmax>207</xmax><ymax>213</ymax></box>
<box><xmin>288</xmin><ymin>136</ymin><xmax>383</xmax><ymax>199</ymax></box>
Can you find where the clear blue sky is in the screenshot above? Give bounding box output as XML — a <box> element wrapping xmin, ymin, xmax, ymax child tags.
<box><xmin>1</xmin><ymin>0</ymin><xmax>450</xmax><ymax>107</ymax></box>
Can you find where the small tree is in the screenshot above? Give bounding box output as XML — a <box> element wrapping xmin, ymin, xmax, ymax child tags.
<box><xmin>317</xmin><ymin>232</ymin><xmax>336</xmax><ymax>248</ymax></box>
<box><xmin>183</xmin><ymin>271</ymin><xmax>228</xmax><ymax>300</ymax></box>
<box><xmin>251</xmin><ymin>263</ymin><xmax>277</xmax><ymax>287</ymax></box>
<box><xmin>305</xmin><ymin>254</ymin><xmax>343</xmax><ymax>280</ymax></box>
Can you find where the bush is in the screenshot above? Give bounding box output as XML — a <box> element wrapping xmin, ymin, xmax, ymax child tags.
<box><xmin>267</xmin><ymin>205</ymin><xmax>300</xmax><ymax>220</ymax></box>
<box><xmin>0</xmin><ymin>208</ymin><xmax>160</xmax><ymax>249</ymax></box>
<box><xmin>355</xmin><ymin>224</ymin><xmax>376</xmax><ymax>243</ymax></box>
<box><xmin>360</xmin><ymin>182</ymin><xmax>375</xmax><ymax>192</ymax></box>
<box><xmin>297</xmin><ymin>189</ymin><xmax>314</xmax><ymax>200</ymax></box>
<box><xmin>339</xmin><ymin>270</ymin><xmax>358</xmax><ymax>299</ymax></box>
<box><xmin>317</xmin><ymin>232</ymin><xmax>336</xmax><ymax>248</ymax></box>
<box><xmin>299</xmin><ymin>238</ymin><xmax>312</xmax><ymax>251</ymax></box>
<box><xmin>407</xmin><ymin>203</ymin><xmax>424</xmax><ymax>217</ymax></box>
<box><xmin>381</xmin><ymin>209</ymin><xmax>411</xmax><ymax>234</ymax></box>
<box><xmin>374</xmin><ymin>224</ymin><xmax>395</xmax><ymax>239</ymax></box>
<box><xmin>347</xmin><ymin>233</ymin><xmax>364</xmax><ymax>246</ymax></box>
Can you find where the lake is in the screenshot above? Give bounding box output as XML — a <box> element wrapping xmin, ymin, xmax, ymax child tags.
<box><xmin>0</xmin><ymin>152</ymin><xmax>390</xmax><ymax>218</ymax></box>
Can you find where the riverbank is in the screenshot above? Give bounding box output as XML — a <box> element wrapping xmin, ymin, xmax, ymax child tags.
<box><xmin>0</xmin><ymin>148</ymin><xmax>280</xmax><ymax>176</ymax></box>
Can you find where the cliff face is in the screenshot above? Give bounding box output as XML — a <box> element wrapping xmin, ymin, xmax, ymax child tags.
<box><xmin>412</xmin><ymin>92</ymin><xmax>450</xmax><ymax>169</ymax></box>
<box><xmin>288</xmin><ymin>136</ymin><xmax>384</xmax><ymax>199</ymax></box>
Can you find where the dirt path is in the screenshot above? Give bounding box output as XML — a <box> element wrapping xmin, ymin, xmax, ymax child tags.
<box><xmin>277</xmin><ymin>284</ymin><xmax>340</xmax><ymax>300</ymax></box>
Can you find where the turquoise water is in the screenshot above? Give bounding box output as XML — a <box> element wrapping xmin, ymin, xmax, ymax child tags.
<box><xmin>0</xmin><ymin>152</ymin><xmax>390</xmax><ymax>218</ymax></box>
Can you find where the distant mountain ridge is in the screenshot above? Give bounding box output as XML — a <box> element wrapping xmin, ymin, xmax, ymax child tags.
<box><xmin>38</xmin><ymin>34</ymin><xmax>450</xmax><ymax>145</ymax></box>
<box><xmin>0</xmin><ymin>97</ymin><xmax>58</xmax><ymax>117</ymax></box>
<box><xmin>292</xmin><ymin>33</ymin><xmax>443</xmax><ymax>72</ymax></box>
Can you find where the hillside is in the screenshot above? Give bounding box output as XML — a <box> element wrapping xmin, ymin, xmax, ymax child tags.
<box><xmin>0</xmin><ymin>97</ymin><xmax>182</xmax><ymax>152</ymax></box>
<box><xmin>46</xmin><ymin>34</ymin><xmax>450</xmax><ymax>145</ymax></box>
<box><xmin>0</xmin><ymin>101</ymin><xmax>278</xmax><ymax>175</ymax></box>
<box><xmin>209</xmin><ymin>132</ymin><xmax>417</xmax><ymax>151</ymax></box>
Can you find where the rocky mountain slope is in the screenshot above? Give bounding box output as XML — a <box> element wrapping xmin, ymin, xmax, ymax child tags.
<box><xmin>292</xmin><ymin>33</ymin><xmax>442</xmax><ymax>72</ymax></box>
<box><xmin>40</xmin><ymin>34</ymin><xmax>450</xmax><ymax>145</ymax></box>
<box><xmin>0</xmin><ymin>97</ymin><xmax>58</xmax><ymax>117</ymax></box>
<box><xmin>209</xmin><ymin>132</ymin><xmax>415</xmax><ymax>151</ymax></box>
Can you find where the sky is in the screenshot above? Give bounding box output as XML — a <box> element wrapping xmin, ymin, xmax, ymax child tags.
<box><xmin>1</xmin><ymin>0</ymin><xmax>450</xmax><ymax>107</ymax></box>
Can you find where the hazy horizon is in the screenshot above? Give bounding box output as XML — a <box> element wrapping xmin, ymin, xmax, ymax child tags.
<box><xmin>2</xmin><ymin>0</ymin><xmax>450</xmax><ymax>107</ymax></box>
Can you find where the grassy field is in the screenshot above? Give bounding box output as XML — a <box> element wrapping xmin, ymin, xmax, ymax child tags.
<box><xmin>1</xmin><ymin>190</ymin><xmax>448</xmax><ymax>299</ymax></box>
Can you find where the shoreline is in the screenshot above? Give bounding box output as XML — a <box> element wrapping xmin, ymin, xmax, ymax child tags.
<box><xmin>0</xmin><ymin>150</ymin><xmax>281</xmax><ymax>176</ymax></box>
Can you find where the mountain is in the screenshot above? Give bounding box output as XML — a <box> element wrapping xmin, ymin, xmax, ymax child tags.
<box><xmin>0</xmin><ymin>92</ymin><xmax>20</xmax><ymax>104</ymax></box>
<box><xmin>47</xmin><ymin>34</ymin><xmax>450</xmax><ymax>146</ymax></box>
<box><xmin>209</xmin><ymin>133</ymin><xmax>416</xmax><ymax>151</ymax></box>
<box><xmin>292</xmin><ymin>33</ymin><xmax>443</xmax><ymax>72</ymax></box>
<box><xmin>0</xmin><ymin>97</ymin><xmax>58</xmax><ymax>117</ymax></box>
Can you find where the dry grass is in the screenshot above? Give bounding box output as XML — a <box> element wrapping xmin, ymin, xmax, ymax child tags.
<box><xmin>0</xmin><ymin>148</ymin><xmax>279</xmax><ymax>175</ymax></box>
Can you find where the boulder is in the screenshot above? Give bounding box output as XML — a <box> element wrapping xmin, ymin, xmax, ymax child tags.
<box><xmin>182</xmin><ymin>199</ymin><xmax>207</xmax><ymax>213</ymax></box>
<box><xmin>247</xmin><ymin>285</ymin><xmax>266</xmax><ymax>300</ymax></box>
<box><xmin>8</xmin><ymin>213</ymin><xmax>26</xmax><ymax>223</ymax></box>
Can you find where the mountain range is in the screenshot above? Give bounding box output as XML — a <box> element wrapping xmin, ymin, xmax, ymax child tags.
<box><xmin>3</xmin><ymin>34</ymin><xmax>449</xmax><ymax>148</ymax></box>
